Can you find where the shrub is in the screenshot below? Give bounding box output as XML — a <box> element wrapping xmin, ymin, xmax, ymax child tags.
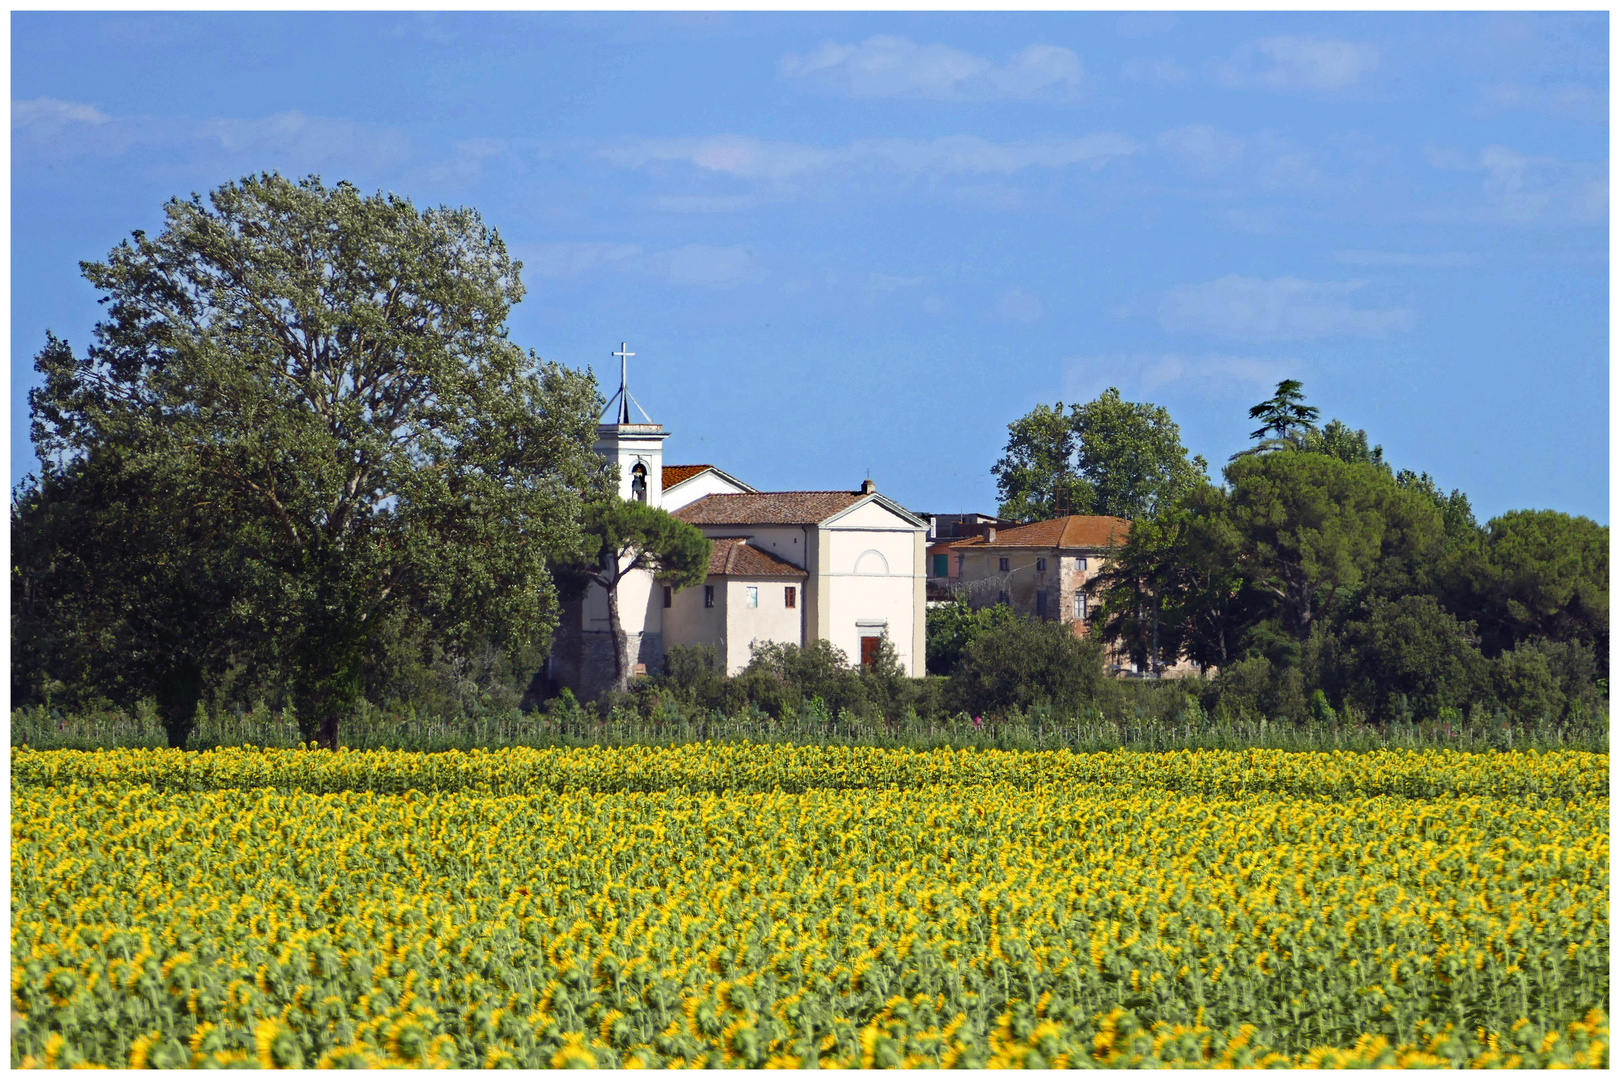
<box><xmin>947</xmin><ymin>617</ymin><xmax>1110</xmax><ymax>720</ymax></box>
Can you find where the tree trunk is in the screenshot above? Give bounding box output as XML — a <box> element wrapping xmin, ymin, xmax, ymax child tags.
<box><xmin>154</xmin><ymin>659</ymin><xmax>203</xmax><ymax>749</ymax></box>
<box><xmin>604</xmin><ymin>566</ymin><xmax>630</xmax><ymax>694</ymax></box>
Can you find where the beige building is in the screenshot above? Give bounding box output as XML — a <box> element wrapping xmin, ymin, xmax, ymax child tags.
<box><xmin>945</xmin><ymin>515</ymin><xmax>1130</xmax><ymax>628</ymax></box>
<box><xmin>944</xmin><ymin>515</ymin><xmax>1200</xmax><ymax>677</ymax></box>
<box><xmin>547</xmin><ymin>348</ymin><xmax>928</xmax><ymax>698</ymax></box>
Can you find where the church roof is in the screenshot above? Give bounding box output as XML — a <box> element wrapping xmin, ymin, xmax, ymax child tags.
<box><xmin>675</xmin><ymin>491</ymin><xmax>867</xmax><ymax>526</ymax></box>
<box><xmin>662</xmin><ymin>464</ymin><xmax>713</xmax><ymax>490</ymax></box>
<box><xmin>948</xmin><ymin>515</ymin><xmax>1131</xmax><ymax>551</ymax></box>
<box><xmin>706</xmin><ymin>537</ymin><xmax>808</xmax><ymax>578</ymax></box>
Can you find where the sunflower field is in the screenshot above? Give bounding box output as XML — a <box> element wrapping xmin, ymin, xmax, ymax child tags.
<box><xmin>11</xmin><ymin>744</ymin><xmax>1609</xmax><ymax>1068</ymax></box>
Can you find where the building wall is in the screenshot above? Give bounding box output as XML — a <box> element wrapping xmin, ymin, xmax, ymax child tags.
<box><xmin>692</xmin><ymin>524</ymin><xmax>808</xmax><ymax>569</ymax></box>
<box><xmin>662</xmin><ymin>470</ymin><xmax>751</xmax><ymax>513</ymax></box>
<box><xmin>662</xmin><ymin>575</ymin><xmax>727</xmax><ymax>666</ymax></box>
<box><xmin>818</xmin><ymin>516</ymin><xmax>926</xmax><ymax>675</ymax></box>
<box><xmin>722</xmin><ymin>578</ymin><xmax>804</xmax><ymax>673</ymax></box>
<box><xmin>662</xmin><ymin>575</ymin><xmax>805</xmax><ymax>675</ymax></box>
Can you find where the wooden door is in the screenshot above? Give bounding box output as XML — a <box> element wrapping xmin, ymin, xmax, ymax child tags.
<box><xmin>860</xmin><ymin>636</ymin><xmax>881</xmax><ymax>668</ymax></box>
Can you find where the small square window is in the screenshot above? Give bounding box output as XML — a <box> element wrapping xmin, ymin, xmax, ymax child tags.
<box><xmin>662</xmin><ymin>585</ymin><xmax>672</xmax><ymax>608</ymax></box>
<box><xmin>1036</xmin><ymin>557</ymin><xmax>1047</xmax><ymax>572</ymax></box>
<box><xmin>746</xmin><ymin>586</ymin><xmax>758</xmax><ymax>608</ymax></box>
<box><xmin>998</xmin><ymin>557</ymin><xmax>1010</xmax><ymax>572</ymax></box>
<box><xmin>1077</xmin><ymin>557</ymin><xmax>1088</xmax><ymax>571</ymax></box>
<box><xmin>785</xmin><ymin>586</ymin><xmax>797</xmax><ymax>609</ymax></box>
<box><xmin>704</xmin><ymin>585</ymin><xmax>715</xmax><ymax>608</ymax></box>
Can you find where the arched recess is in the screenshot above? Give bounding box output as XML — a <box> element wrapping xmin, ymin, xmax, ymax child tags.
<box><xmin>854</xmin><ymin>549</ymin><xmax>889</xmax><ymax>575</ymax></box>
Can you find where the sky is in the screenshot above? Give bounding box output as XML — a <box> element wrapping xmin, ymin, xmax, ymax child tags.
<box><xmin>10</xmin><ymin>11</ymin><xmax>1610</xmax><ymax>524</ymax></box>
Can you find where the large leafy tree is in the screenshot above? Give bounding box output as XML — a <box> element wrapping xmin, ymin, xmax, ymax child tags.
<box><xmin>568</xmin><ymin>499</ymin><xmax>711</xmax><ymax>693</ymax></box>
<box><xmin>1089</xmin><ymin>481</ymin><xmax>1248</xmax><ymax>673</ymax></box>
<box><xmin>1072</xmin><ymin>388</ymin><xmax>1207</xmax><ymax>519</ymax></box>
<box><xmin>28</xmin><ymin>173</ymin><xmax>609</xmax><ymax>747</ymax></box>
<box><xmin>992</xmin><ymin>389</ymin><xmax>1204</xmax><ymax>523</ymax></box>
<box><xmin>12</xmin><ymin>440</ymin><xmax>257</xmax><ymax>745</ymax></box>
<box><xmin>1473</xmin><ymin>510</ymin><xmax>1608</xmax><ymax>660</ymax></box>
<box><xmin>1222</xmin><ymin>451</ymin><xmax>1442</xmax><ymax>641</ymax></box>
<box><xmin>990</xmin><ymin>402</ymin><xmax>1091</xmax><ymax>522</ymax></box>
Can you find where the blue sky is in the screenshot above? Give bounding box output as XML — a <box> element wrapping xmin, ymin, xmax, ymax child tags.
<box><xmin>11</xmin><ymin>11</ymin><xmax>1609</xmax><ymax>523</ymax></box>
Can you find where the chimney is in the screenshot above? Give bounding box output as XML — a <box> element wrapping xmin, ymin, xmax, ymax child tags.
<box><xmin>986</xmin><ymin>526</ymin><xmax>997</xmax><ymax>543</ymax></box>
<box><xmin>860</xmin><ymin>478</ymin><xmax>876</xmax><ymax>495</ymax></box>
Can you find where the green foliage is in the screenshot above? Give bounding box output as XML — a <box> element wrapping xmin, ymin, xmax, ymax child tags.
<box><xmin>1331</xmin><ymin>595</ymin><xmax>1489</xmax><ymax>723</ymax></box>
<box><xmin>991</xmin><ymin>389</ymin><xmax>1204</xmax><ymax>523</ymax></box>
<box><xmin>948</xmin><ymin>617</ymin><xmax>1114</xmax><ymax>720</ymax></box>
<box><xmin>990</xmin><ymin>402</ymin><xmax>1091</xmax><ymax>522</ymax></box>
<box><xmin>1300</xmin><ymin>419</ymin><xmax>1387</xmax><ymax>470</ymax></box>
<box><xmin>1476</xmin><ymin>510</ymin><xmax>1608</xmax><ymax>658</ymax></box>
<box><xmin>567</xmin><ymin>498</ymin><xmax>712</xmax><ymax>693</ymax></box>
<box><xmin>1245</xmin><ymin>378</ymin><xmax>1320</xmax><ymax>444</ymax></box>
<box><xmin>924</xmin><ymin>597</ymin><xmax>1017</xmax><ymax>675</ymax></box>
<box><xmin>1490</xmin><ymin>637</ymin><xmax>1604</xmax><ymax>726</ymax></box>
<box><xmin>1071</xmin><ymin>389</ymin><xmax>1207</xmax><ymax>519</ymax></box>
<box><xmin>1223</xmin><ymin>451</ymin><xmax>1442</xmax><ymax>639</ymax></box>
<box><xmin>22</xmin><ymin>173</ymin><xmax>609</xmax><ymax>747</ymax></box>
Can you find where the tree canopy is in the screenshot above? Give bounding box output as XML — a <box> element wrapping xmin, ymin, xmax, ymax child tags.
<box><xmin>21</xmin><ymin>172</ymin><xmax>609</xmax><ymax>746</ymax></box>
<box><xmin>567</xmin><ymin>499</ymin><xmax>712</xmax><ymax>693</ymax></box>
<box><xmin>991</xmin><ymin>389</ymin><xmax>1205</xmax><ymax>523</ymax></box>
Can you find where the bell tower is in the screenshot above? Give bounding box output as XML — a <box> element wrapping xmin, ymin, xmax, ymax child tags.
<box><xmin>593</xmin><ymin>342</ymin><xmax>667</xmax><ymax>507</ymax></box>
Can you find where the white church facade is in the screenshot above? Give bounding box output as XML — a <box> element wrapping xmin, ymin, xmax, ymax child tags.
<box><xmin>546</xmin><ymin>347</ymin><xmax>928</xmax><ymax>700</ymax></box>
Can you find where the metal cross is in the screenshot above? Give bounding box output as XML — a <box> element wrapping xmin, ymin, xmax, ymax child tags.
<box><xmin>612</xmin><ymin>342</ymin><xmax>636</xmax><ymax>423</ymax></box>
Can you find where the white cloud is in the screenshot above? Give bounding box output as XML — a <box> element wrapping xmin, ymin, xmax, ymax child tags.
<box><xmin>1334</xmin><ymin>250</ymin><xmax>1482</xmax><ymax>268</ymax></box>
<box><xmin>863</xmin><ymin>273</ymin><xmax>925</xmax><ymax>302</ymax></box>
<box><xmin>195</xmin><ymin>111</ymin><xmax>411</xmax><ymax>169</ymax></box>
<box><xmin>1122</xmin><ymin>57</ymin><xmax>1192</xmax><ymax>85</ymax></box>
<box><xmin>780</xmin><ymin>35</ymin><xmax>1082</xmax><ymax>101</ymax></box>
<box><xmin>419</xmin><ymin>138</ymin><xmax>504</xmax><ymax>185</ymax></box>
<box><xmin>1157</xmin><ymin>125</ymin><xmax>1245</xmax><ymax>175</ymax></box>
<box><xmin>13</xmin><ymin>97</ymin><xmax>109</xmax><ymax>127</ymax></box>
<box><xmin>1155</xmin><ymin>275</ymin><xmax>1413</xmax><ymax>341</ymax></box>
<box><xmin>647</xmin><ymin>193</ymin><xmax>763</xmax><ymax>213</ymax></box>
<box><xmin>517</xmin><ymin>241</ymin><xmax>765</xmax><ymax>289</ymax></box>
<box><xmin>1216</xmin><ymin>36</ymin><xmax>1380</xmax><ymax>92</ymax></box>
<box><xmin>601</xmin><ymin>133</ymin><xmax>1139</xmax><ymax>191</ymax></box>
<box><xmin>991</xmin><ymin>287</ymin><xmax>1044</xmax><ymax>324</ymax></box>
<box><xmin>1479</xmin><ymin>82</ymin><xmax>1605</xmax><ymax>123</ymax></box>
<box><xmin>1429</xmin><ymin>143</ymin><xmax>1608</xmax><ymax>224</ymax></box>
<box><xmin>1065</xmin><ymin>352</ymin><xmax>1299</xmax><ymax>402</ymax></box>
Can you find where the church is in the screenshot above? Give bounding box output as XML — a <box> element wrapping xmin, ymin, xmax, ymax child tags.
<box><xmin>547</xmin><ymin>346</ymin><xmax>928</xmax><ymax>700</ymax></box>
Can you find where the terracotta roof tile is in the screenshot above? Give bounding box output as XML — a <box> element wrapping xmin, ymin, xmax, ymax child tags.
<box><xmin>662</xmin><ymin>464</ymin><xmax>713</xmax><ymax>490</ymax></box>
<box><xmin>706</xmin><ymin>537</ymin><xmax>808</xmax><ymax>577</ymax></box>
<box><xmin>675</xmin><ymin>491</ymin><xmax>866</xmax><ymax>526</ymax></box>
<box><xmin>947</xmin><ymin>515</ymin><xmax>1130</xmax><ymax>550</ymax></box>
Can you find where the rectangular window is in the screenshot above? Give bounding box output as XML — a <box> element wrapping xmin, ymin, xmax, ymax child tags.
<box><xmin>784</xmin><ymin>586</ymin><xmax>797</xmax><ymax>609</ymax></box>
<box><xmin>1077</xmin><ymin>557</ymin><xmax>1088</xmax><ymax>571</ymax></box>
<box><xmin>932</xmin><ymin>553</ymin><xmax>949</xmax><ymax>578</ymax></box>
<box><xmin>860</xmin><ymin>636</ymin><xmax>882</xmax><ymax>668</ymax></box>
<box><xmin>1036</xmin><ymin>591</ymin><xmax>1047</xmax><ymax>617</ymax></box>
<box><xmin>662</xmin><ymin>586</ymin><xmax>672</xmax><ymax>608</ymax></box>
<box><xmin>1036</xmin><ymin>557</ymin><xmax>1047</xmax><ymax>572</ymax></box>
<box><xmin>998</xmin><ymin>590</ymin><xmax>1009</xmax><ymax>605</ymax></box>
<box><xmin>704</xmin><ymin>585</ymin><xmax>715</xmax><ymax>608</ymax></box>
<box><xmin>746</xmin><ymin>586</ymin><xmax>758</xmax><ymax>608</ymax></box>
<box><xmin>998</xmin><ymin>557</ymin><xmax>1010</xmax><ymax>572</ymax></box>
<box><xmin>1075</xmin><ymin>594</ymin><xmax>1088</xmax><ymax>620</ymax></box>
